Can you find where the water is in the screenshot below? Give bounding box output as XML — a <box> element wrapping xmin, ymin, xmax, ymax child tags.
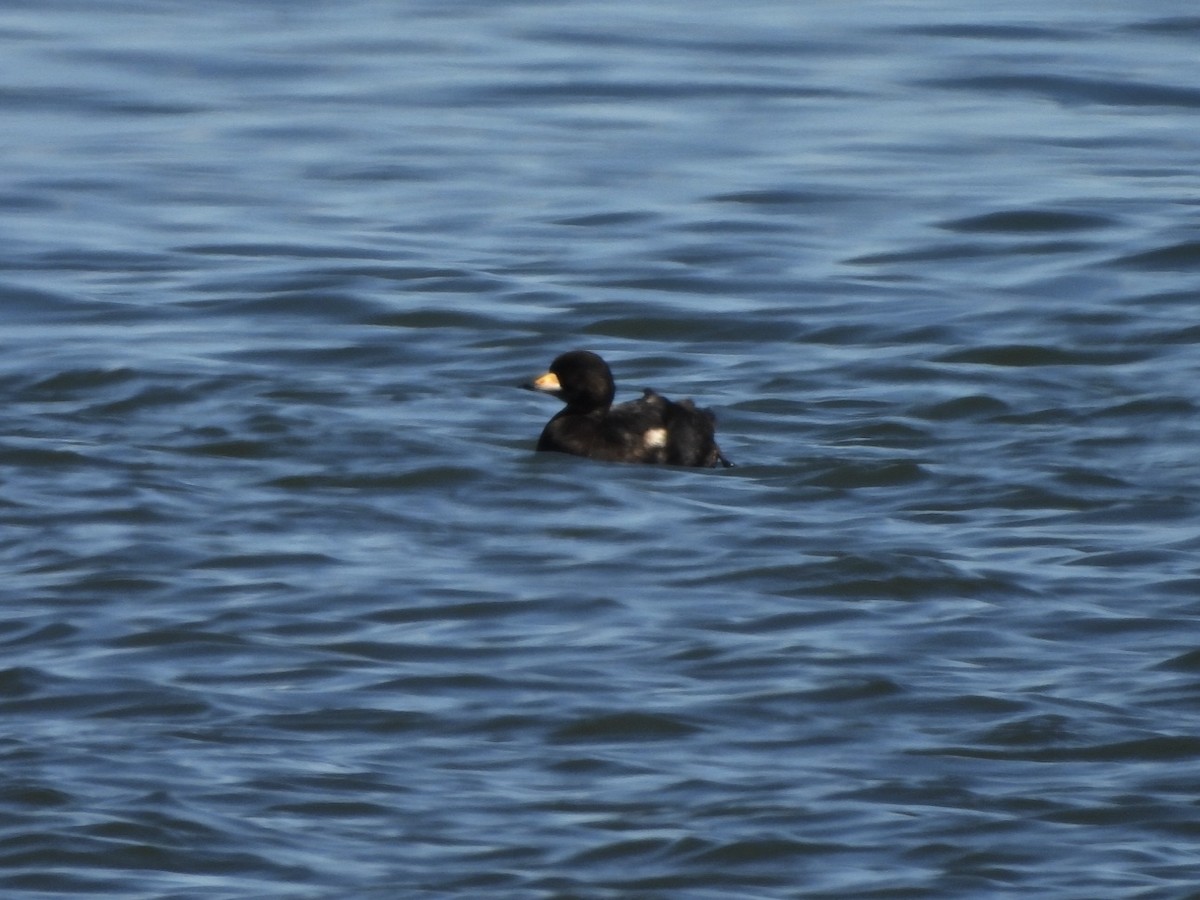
<box><xmin>2</xmin><ymin>2</ymin><xmax>1199</xmax><ymax>897</ymax></box>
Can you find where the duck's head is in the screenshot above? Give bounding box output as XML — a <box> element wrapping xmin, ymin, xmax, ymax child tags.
<box><xmin>525</xmin><ymin>350</ymin><xmax>616</xmax><ymax>411</ymax></box>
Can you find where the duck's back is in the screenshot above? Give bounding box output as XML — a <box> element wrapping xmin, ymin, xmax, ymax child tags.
<box><xmin>655</xmin><ymin>393</ymin><xmax>725</xmax><ymax>467</ymax></box>
<box><xmin>538</xmin><ymin>389</ymin><xmax>727</xmax><ymax>467</ymax></box>
<box><xmin>537</xmin><ymin>392</ymin><xmax>663</xmax><ymax>463</ymax></box>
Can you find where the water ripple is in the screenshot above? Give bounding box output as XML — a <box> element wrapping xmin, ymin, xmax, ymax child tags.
<box><xmin>2</xmin><ymin>3</ymin><xmax>1199</xmax><ymax>898</ymax></box>
<box><xmin>922</xmin><ymin>73</ymin><xmax>1200</xmax><ymax>108</ymax></box>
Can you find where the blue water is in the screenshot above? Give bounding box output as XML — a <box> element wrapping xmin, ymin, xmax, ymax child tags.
<box><xmin>3</xmin><ymin>2</ymin><xmax>1199</xmax><ymax>897</ymax></box>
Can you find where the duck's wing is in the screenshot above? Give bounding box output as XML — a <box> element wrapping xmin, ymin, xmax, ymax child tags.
<box><xmin>656</xmin><ymin>394</ymin><xmax>731</xmax><ymax>467</ymax></box>
<box><xmin>538</xmin><ymin>390</ymin><xmax>731</xmax><ymax>467</ymax></box>
<box><xmin>614</xmin><ymin>390</ymin><xmax>732</xmax><ymax>468</ymax></box>
<box><xmin>536</xmin><ymin>393</ymin><xmax>668</xmax><ymax>463</ymax></box>
<box><xmin>598</xmin><ymin>392</ymin><xmax>673</xmax><ymax>463</ymax></box>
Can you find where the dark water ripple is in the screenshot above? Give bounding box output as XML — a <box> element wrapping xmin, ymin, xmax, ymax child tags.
<box><xmin>2</xmin><ymin>1</ymin><xmax>1200</xmax><ymax>898</ymax></box>
<box><xmin>921</xmin><ymin>74</ymin><xmax>1200</xmax><ymax>109</ymax></box>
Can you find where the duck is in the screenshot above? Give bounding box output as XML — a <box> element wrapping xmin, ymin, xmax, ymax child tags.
<box><xmin>523</xmin><ymin>349</ymin><xmax>732</xmax><ymax>467</ymax></box>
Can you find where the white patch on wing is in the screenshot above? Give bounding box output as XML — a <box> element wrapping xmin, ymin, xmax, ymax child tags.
<box><xmin>643</xmin><ymin>427</ymin><xmax>668</xmax><ymax>449</ymax></box>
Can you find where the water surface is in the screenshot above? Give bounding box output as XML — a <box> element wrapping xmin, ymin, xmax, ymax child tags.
<box><xmin>2</xmin><ymin>2</ymin><xmax>1199</xmax><ymax>897</ymax></box>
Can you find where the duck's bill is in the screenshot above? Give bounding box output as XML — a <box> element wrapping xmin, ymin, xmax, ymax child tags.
<box><xmin>524</xmin><ymin>371</ymin><xmax>562</xmax><ymax>395</ymax></box>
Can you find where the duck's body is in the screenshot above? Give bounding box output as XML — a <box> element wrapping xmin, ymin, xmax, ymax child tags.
<box><xmin>524</xmin><ymin>350</ymin><xmax>732</xmax><ymax>468</ymax></box>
